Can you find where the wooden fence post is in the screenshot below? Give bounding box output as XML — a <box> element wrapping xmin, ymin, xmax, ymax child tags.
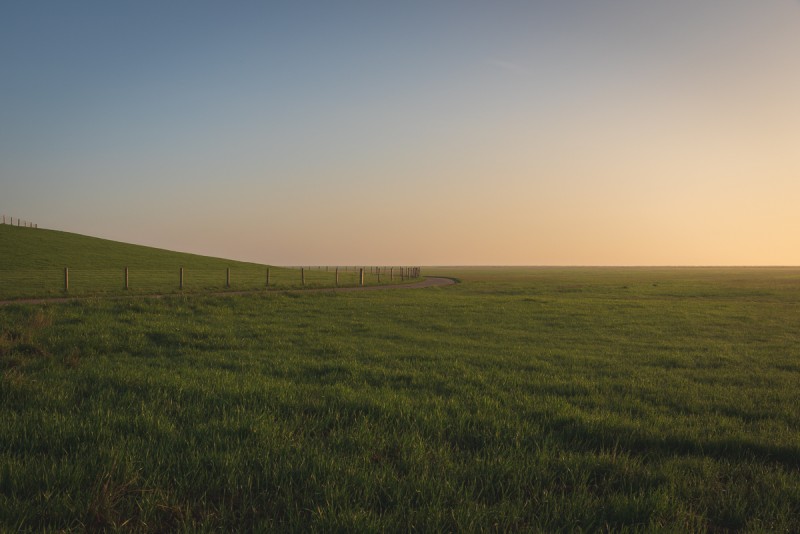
<box><xmin>64</xmin><ymin>267</ymin><xmax>69</xmax><ymax>292</ymax></box>
<box><xmin>226</xmin><ymin>267</ymin><xmax>230</xmax><ymax>288</ymax></box>
<box><xmin>266</xmin><ymin>268</ymin><xmax>270</xmax><ymax>288</ymax></box>
<box><xmin>335</xmin><ymin>266</ymin><xmax>339</xmax><ymax>287</ymax></box>
<box><xmin>377</xmin><ymin>268</ymin><xmax>381</xmax><ymax>283</ymax></box>
<box><xmin>124</xmin><ymin>267</ymin><xmax>129</xmax><ymax>290</ymax></box>
<box><xmin>360</xmin><ymin>268</ymin><xmax>364</xmax><ymax>287</ymax></box>
<box><xmin>179</xmin><ymin>267</ymin><xmax>184</xmax><ymax>290</ymax></box>
<box><xmin>301</xmin><ymin>267</ymin><xmax>305</xmax><ymax>286</ymax></box>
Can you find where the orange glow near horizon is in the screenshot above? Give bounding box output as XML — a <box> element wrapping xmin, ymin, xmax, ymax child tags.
<box><xmin>3</xmin><ymin>2</ymin><xmax>800</xmax><ymax>265</ymax></box>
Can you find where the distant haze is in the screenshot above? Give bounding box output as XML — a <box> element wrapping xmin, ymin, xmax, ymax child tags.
<box><xmin>2</xmin><ymin>1</ymin><xmax>799</xmax><ymax>265</ymax></box>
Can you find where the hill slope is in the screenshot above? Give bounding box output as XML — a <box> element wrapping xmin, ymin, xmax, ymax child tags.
<box><xmin>0</xmin><ymin>224</ymin><xmax>265</xmax><ymax>271</ymax></box>
<box><xmin>0</xmin><ymin>224</ymin><xmax>413</xmax><ymax>299</ymax></box>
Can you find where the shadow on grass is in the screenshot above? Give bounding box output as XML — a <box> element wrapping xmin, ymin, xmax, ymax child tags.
<box><xmin>551</xmin><ymin>416</ymin><xmax>800</xmax><ymax>470</ymax></box>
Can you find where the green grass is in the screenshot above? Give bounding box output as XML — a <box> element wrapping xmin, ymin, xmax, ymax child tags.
<box><xmin>2</xmin><ymin>263</ymin><xmax>800</xmax><ymax>530</ymax></box>
<box><xmin>0</xmin><ymin>224</ymin><xmax>417</xmax><ymax>299</ymax></box>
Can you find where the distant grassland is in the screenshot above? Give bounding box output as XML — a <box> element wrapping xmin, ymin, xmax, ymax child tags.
<box><xmin>0</xmin><ymin>225</ymin><xmax>413</xmax><ymax>299</ymax></box>
<box><xmin>2</xmin><ymin>261</ymin><xmax>800</xmax><ymax>528</ymax></box>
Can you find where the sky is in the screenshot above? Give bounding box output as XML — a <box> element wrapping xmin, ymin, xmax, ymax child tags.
<box><xmin>2</xmin><ymin>1</ymin><xmax>800</xmax><ymax>266</ymax></box>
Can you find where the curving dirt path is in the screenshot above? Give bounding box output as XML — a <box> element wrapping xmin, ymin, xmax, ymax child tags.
<box><xmin>0</xmin><ymin>277</ymin><xmax>457</xmax><ymax>307</ymax></box>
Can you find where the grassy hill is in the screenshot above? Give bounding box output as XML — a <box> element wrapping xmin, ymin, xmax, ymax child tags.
<box><xmin>0</xmin><ymin>224</ymin><xmax>267</xmax><ymax>271</ymax></box>
<box><xmin>0</xmin><ymin>224</ymin><xmax>410</xmax><ymax>299</ymax></box>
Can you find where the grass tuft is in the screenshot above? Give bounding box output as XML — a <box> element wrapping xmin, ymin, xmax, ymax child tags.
<box><xmin>84</xmin><ymin>468</ymin><xmax>145</xmax><ymax>531</ymax></box>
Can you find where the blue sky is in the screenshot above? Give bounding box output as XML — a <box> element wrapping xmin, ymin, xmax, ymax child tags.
<box><xmin>3</xmin><ymin>1</ymin><xmax>800</xmax><ymax>265</ymax></box>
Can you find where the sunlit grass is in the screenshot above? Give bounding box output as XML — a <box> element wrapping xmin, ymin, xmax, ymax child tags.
<box><xmin>2</xmin><ymin>267</ymin><xmax>799</xmax><ymax>530</ymax></box>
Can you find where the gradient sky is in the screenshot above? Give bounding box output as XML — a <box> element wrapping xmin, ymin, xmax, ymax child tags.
<box><xmin>2</xmin><ymin>1</ymin><xmax>799</xmax><ymax>265</ymax></box>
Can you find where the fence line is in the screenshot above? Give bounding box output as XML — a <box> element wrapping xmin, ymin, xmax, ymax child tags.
<box><xmin>1</xmin><ymin>219</ymin><xmax>424</xmax><ymax>296</ymax></box>
<box><xmin>0</xmin><ymin>266</ymin><xmax>422</xmax><ymax>297</ymax></box>
<box><xmin>1</xmin><ymin>215</ymin><xmax>38</xmax><ymax>228</ymax></box>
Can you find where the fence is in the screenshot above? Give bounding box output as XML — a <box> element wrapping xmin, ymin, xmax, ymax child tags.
<box><xmin>1</xmin><ymin>215</ymin><xmax>38</xmax><ymax>228</ymax></box>
<box><xmin>0</xmin><ymin>265</ymin><xmax>422</xmax><ymax>300</ymax></box>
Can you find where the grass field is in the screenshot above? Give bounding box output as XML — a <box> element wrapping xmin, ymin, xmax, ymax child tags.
<box><xmin>0</xmin><ymin>224</ymin><xmax>416</xmax><ymax>299</ymax></box>
<box><xmin>2</xmin><ymin>231</ymin><xmax>800</xmax><ymax>530</ymax></box>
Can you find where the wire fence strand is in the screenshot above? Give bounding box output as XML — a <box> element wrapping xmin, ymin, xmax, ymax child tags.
<box><xmin>0</xmin><ymin>266</ymin><xmax>422</xmax><ymax>300</ymax></box>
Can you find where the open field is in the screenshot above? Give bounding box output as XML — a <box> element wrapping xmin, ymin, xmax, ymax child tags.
<box><xmin>2</xmin><ymin>266</ymin><xmax>800</xmax><ymax>530</ymax></box>
<box><xmin>0</xmin><ymin>225</ymin><xmax>417</xmax><ymax>300</ymax></box>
